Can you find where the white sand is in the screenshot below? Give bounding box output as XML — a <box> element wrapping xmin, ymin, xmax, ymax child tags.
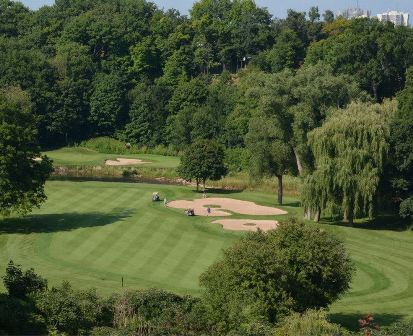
<box><xmin>105</xmin><ymin>158</ymin><xmax>150</xmax><ymax>166</ymax></box>
<box><xmin>167</xmin><ymin>197</ymin><xmax>287</xmax><ymax>217</ymax></box>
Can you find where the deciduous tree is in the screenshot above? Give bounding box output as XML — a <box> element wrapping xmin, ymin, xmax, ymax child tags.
<box><xmin>0</xmin><ymin>87</ymin><xmax>52</xmax><ymax>215</ymax></box>
<box><xmin>200</xmin><ymin>220</ymin><xmax>353</xmax><ymax>332</ymax></box>
<box><xmin>177</xmin><ymin>139</ymin><xmax>227</xmax><ymax>190</ymax></box>
<box><xmin>302</xmin><ymin>101</ymin><xmax>396</xmax><ymax>225</ymax></box>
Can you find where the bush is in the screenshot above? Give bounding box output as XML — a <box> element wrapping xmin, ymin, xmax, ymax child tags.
<box><xmin>382</xmin><ymin>319</ymin><xmax>413</xmax><ymax>335</ymax></box>
<box><xmin>0</xmin><ymin>293</ymin><xmax>47</xmax><ymax>335</ymax></box>
<box><xmin>200</xmin><ymin>219</ymin><xmax>354</xmax><ymax>332</ymax></box>
<box><xmin>122</xmin><ymin>169</ymin><xmax>138</xmax><ymax>178</ymax></box>
<box><xmin>35</xmin><ymin>281</ymin><xmax>108</xmax><ymax>335</ymax></box>
<box><xmin>80</xmin><ymin>137</ymin><xmax>179</xmax><ymax>156</ymax></box>
<box><xmin>274</xmin><ymin>309</ymin><xmax>350</xmax><ymax>336</ymax></box>
<box><xmin>400</xmin><ymin>197</ymin><xmax>413</xmax><ymax>220</ymax></box>
<box><xmin>111</xmin><ymin>289</ymin><xmax>209</xmax><ymax>336</ymax></box>
<box><xmin>3</xmin><ymin>260</ymin><xmax>47</xmax><ymax>298</ymax></box>
<box><xmin>361</xmin><ymin>319</ymin><xmax>413</xmax><ymax>336</ymax></box>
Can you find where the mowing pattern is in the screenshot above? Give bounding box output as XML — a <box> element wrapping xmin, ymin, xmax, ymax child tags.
<box><xmin>0</xmin><ymin>181</ymin><xmax>236</xmax><ymax>294</ymax></box>
<box><xmin>330</xmin><ymin>226</ymin><xmax>413</xmax><ymax>320</ymax></box>
<box><xmin>0</xmin><ymin>181</ymin><xmax>412</xmax><ymax>322</ymax></box>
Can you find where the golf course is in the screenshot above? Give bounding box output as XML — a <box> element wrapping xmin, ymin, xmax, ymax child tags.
<box><xmin>0</xmin><ymin>179</ymin><xmax>412</xmax><ymax>328</ymax></box>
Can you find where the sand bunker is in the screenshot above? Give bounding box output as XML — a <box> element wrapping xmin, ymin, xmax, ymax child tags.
<box><xmin>105</xmin><ymin>158</ymin><xmax>149</xmax><ymax>166</ymax></box>
<box><xmin>167</xmin><ymin>197</ymin><xmax>287</xmax><ymax>217</ymax></box>
<box><xmin>213</xmin><ymin>219</ymin><xmax>279</xmax><ymax>232</ymax></box>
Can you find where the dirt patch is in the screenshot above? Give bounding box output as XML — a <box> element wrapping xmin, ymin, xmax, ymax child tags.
<box><xmin>212</xmin><ymin>219</ymin><xmax>279</xmax><ymax>232</ymax></box>
<box><xmin>105</xmin><ymin>158</ymin><xmax>150</xmax><ymax>166</ymax></box>
<box><xmin>167</xmin><ymin>197</ymin><xmax>287</xmax><ymax>217</ymax></box>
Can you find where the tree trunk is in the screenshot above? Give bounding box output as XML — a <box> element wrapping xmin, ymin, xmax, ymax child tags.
<box><xmin>314</xmin><ymin>207</ymin><xmax>321</xmax><ymax>222</ymax></box>
<box><xmin>348</xmin><ymin>207</ymin><xmax>354</xmax><ymax>227</ymax></box>
<box><xmin>277</xmin><ymin>175</ymin><xmax>283</xmax><ymax>205</ymax></box>
<box><xmin>196</xmin><ymin>179</ymin><xmax>199</xmax><ymax>191</ymax></box>
<box><xmin>304</xmin><ymin>207</ymin><xmax>311</xmax><ymax>220</ymax></box>
<box><xmin>343</xmin><ymin>208</ymin><xmax>354</xmax><ymax>226</ymax></box>
<box><xmin>293</xmin><ymin>148</ymin><xmax>303</xmax><ymax>176</ymax></box>
<box><xmin>203</xmin><ymin>178</ymin><xmax>206</xmax><ymax>191</ymax></box>
<box><xmin>372</xmin><ymin>82</ymin><xmax>379</xmax><ymax>102</ymax></box>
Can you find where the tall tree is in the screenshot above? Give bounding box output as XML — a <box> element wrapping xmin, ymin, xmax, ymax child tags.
<box><xmin>323</xmin><ymin>10</ymin><xmax>335</xmax><ymax>24</ymax></box>
<box><xmin>123</xmin><ymin>83</ymin><xmax>168</xmax><ymax>146</ymax></box>
<box><xmin>177</xmin><ymin>139</ymin><xmax>227</xmax><ymax>190</ymax></box>
<box><xmin>0</xmin><ymin>87</ymin><xmax>52</xmax><ymax>215</ymax></box>
<box><xmin>264</xmin><ymin>29</ymin><xmax>303</xmax><ymax>72</ymax></box>
<box><xmin>89</xmin><ymin>72</ymin><xmax>126</xmax><ymax>135</ymax></box>
<box><xmin>246</xmin><ymin>111</ymin><xmax>295</xmax><ymax>206</ymax></box>
<box><xmin>302</xmin><ymin>101</ymin><xmax>397</xmax><ymax>225</ymax></box>
<box><xmin>389</xmin><ymin>67</ymin><xmax>413</xmax><ymax>218</ymax></box>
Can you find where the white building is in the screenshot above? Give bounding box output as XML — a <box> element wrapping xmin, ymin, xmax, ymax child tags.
<box><xmin>337</xmin><ymin>7</ymin><xmax>371</xmax><ymax>19</ymax></box>
<box><xmin>377</xmin><ymin>11</ymin><xmax>409</xmax><ymax>26</ymax></box>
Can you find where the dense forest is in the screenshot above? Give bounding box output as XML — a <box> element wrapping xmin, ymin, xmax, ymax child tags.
<box><xmin>1</xmin><ymin>0</ymin><xmax>412</xmax><ymax>220</ymax></box>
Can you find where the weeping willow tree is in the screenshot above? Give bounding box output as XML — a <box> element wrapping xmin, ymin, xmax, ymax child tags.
<box><xmin>302</xmin><ymin>101</ymin><xmax>396</xmax><ymax>225</ymax></box>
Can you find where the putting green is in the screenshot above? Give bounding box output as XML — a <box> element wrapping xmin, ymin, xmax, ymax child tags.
<box><xmin>43</xmin><ymin>147</ymin><xmax>180</xmax><ymax>168</ymax></box>
<box><xmin>0</xmin><ymin>181</ymin><xmax>412</xmax><ymax>328</ymax></box>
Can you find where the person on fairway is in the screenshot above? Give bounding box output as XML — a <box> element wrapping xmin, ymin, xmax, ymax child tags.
<box><xmin>207</xmin><ymin>207</ymin><xmax>211</xmax><ymax>216</ymax></box>
<box><xmin>164</xmin><ymin>197</ymin><xmax>168</xmax><ymax>207</ymax></box>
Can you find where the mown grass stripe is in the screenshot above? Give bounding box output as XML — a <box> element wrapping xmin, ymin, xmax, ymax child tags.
<box><xmin>67</xmin><ymin>189</ymin><xmax>141</xmax><ymax>261</ymax></box>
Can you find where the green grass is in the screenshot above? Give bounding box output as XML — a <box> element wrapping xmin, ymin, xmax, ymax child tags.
<box><xmin>0</xmin><ymin>181</ymin><xmax>412</xmax><ymax>329</ymax></box>
<box><xmin>44</xmin><ymin>147</ymin><xmax>180</xmax><ymax>169</ymax></box>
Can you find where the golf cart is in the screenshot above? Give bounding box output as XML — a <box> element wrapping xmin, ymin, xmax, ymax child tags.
<box><xmin>152</xmin><ymin>192</ymin><xmax>160</xmax><ymax>202</ymax></box>
<box><xmin>185</xmin><ymin>209</ymin><xmax>195</xmax><ymax>216</ymax></box>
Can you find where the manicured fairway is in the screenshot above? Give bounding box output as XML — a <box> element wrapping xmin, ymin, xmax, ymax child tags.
<box><xmin>0</xmin><ymin>181</ymin><xmax>412</xmax><ymax>327</ymax></box>
<box><xmin>44</xmin><ymin>147</ymin><xmax>180</xmax><ymax>168</ymax></box>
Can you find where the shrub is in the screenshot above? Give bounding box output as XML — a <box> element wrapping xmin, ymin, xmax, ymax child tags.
<box><xmin>200</xmin><ymin>219</ymin><xmax>354</xmax><ymax>332</ymax></box>
<box><xmin>122</xmin><ymin>169</ymin><xmax>138</xmax><ymax>178</ymax></box>
<box><xmin>0</xmin><ymin>293</ymin><xmax>47</xmax><ymax>335</ymax></box>
<box><xmin>111</xmin><ymin>289</ymin><xmax>209</xmax><ymax>336</ymax></box>
<box><xmin>35</xmin><ymin>281</ymin><xmax>108</xmax><ymax>335</ymax></box>
<box><xmin>400</xmin><ymin>197</ymin><xmax>413</xmax><ymax>220</ymax></box>
<box><xmin>361</xmin><ymin>319</ymin><xmax>413</xmax><ymax>336</ymax></box>
<box><xmin>382</xmin><ymin>319</ymin><xmax>413</xmax><ymax>335</ymax></box>
<box><xmin>3</xmin><ymin>260</ymin><xmax>47</xmax><ymax>298</ymax></box>
<box><xmin>80</xmin><ymin>137</ymin><xmax>179</xmax><ymax>156</ymax></box>
<box><xmin>274</xmin><ymin>309</ymin><xmax>350</xmax><ymax>336</ymax></box>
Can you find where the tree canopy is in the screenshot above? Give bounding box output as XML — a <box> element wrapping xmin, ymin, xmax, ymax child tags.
<box><xmin>302</xmin><ymin>101</ymin><xmax>397</xmax><ymax>225</ymax></box>
<box><xmin>177</xmin><ymin>139</ymin><xmax>228</xmax><ymax>190</ymax></box>
<box><xmin>200</xmin><ymin>220</ymin><xmax>353</xmax><ymax>333</ymax></box>
<box><xmin>0</xmin><ymin>87</ymin><xmax>52</xmax><ymax>215</ymax></box>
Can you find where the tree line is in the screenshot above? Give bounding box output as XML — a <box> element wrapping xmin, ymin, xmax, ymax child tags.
<box><xmin>0</xmin><ymin>0</ymin><xmax>412</xmax><ymax>221</ymax></box>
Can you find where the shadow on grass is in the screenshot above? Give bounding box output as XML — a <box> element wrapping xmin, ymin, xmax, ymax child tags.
<box><xmin>329</xmin><ymin>312</ymin><xmax>405</xmax><ymax>331</ymax></box>
<box><xmin>0</xmin><ymin>210</ymin><xmax>133</xmax><ymax>235</ymax></box>
<box><xmin>195</xmin><ymin>188</ymin><xmax>244</xmax><ymax>195</ymax></box>
<box><xmin>282</xmin><ymin>201</ymin><xmax>301</xmax><ymax>208</ymax></box>
<box><xmin>320</xmin><ymin>213</ymin><xmax>411</xmax><ymax>232</ymax></box>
